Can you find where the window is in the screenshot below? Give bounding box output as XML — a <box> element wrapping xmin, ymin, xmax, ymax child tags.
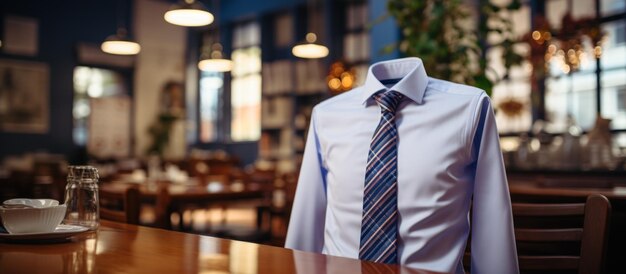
<box><xmin>488</xmin><ymin>2</ymin><xmax>533</xmax><ymax>133</ymax></box>
<box><xmin>490</xmin><ymin>0</ymin><xmax>626</xmax><ymax>134</ymax></box>
<box><xmin>230</xmin><ymin>22</ymin><xmax>262</xmax><ymax>141</ymax></box>
<box><xmin>543</xmin><ymin>1</ymin><xmax>626</xmax><ymax>132</ymax></box>
<box><xmin>601</xmin><ymin>0</ymin><xmax>626</xmax><ymax>16</ymax></box>
<box><xmin>72</xmin><ymin>66</ymin><xmax>128</xmax><ymax>146</ymax></box>
<box><xmin>600</xmin><ymin>18</ymin><xmax>626</xmax><ymax>128</ymax></box>
<box><xmin>199</xmin><ymin>71</ymin><xmax>223</xmax><ymax>143</ymax></box>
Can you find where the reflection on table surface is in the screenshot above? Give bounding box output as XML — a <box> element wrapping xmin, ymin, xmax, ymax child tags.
<box><xmin>0</xmin><ymin>220</ymin><xmax>439</xmax><ymax>274</ymax></box>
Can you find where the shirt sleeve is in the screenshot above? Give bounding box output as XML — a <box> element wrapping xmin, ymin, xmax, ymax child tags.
<box><xmin>470</xmin><ymin>95</ymin><xmax>520</xmax><ymax>274</ymax></box>
<box><xmin>285</xmin><ymin>108</ymin><xmax>328</xmax><ymax>252</ymax></box>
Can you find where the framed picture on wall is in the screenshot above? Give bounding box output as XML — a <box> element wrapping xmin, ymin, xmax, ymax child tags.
<box><xmin>0</xmin><ymin>59</ymin><xmax>49</xmax><ymax>133</ymax></box>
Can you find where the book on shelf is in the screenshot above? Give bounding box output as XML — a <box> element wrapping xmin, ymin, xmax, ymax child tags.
<box><xmin>261</xmin><ymin>97</ymin><xmax>293</xmax><ymax>128</ymax></box>
<box><xmin>262</xmin><ymin>60</ymin><xmax>293</xmax><ymax>95</ymax></box>
<box><xmin>295</xmin><ymin>59</ymin><xmax>326</xmax><ymax>94</ymax></box>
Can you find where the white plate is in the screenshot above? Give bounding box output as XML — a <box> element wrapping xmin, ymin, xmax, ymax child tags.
<box><xmin>0</xmin><ymin>224</ymin><xmax>90</xmax><ymax>241</ymax></box>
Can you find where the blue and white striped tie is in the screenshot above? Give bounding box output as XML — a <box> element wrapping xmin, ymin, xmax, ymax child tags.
<box><xmin>359</xmin><ymin>90</ymin><xmax>404</xmax><ymax>264</ymax></box>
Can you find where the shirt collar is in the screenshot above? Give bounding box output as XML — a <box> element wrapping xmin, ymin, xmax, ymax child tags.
<box><xmin>361</xmin><ymin>57</ymin><xmax>428</xmax><ymax>105</ymax></box>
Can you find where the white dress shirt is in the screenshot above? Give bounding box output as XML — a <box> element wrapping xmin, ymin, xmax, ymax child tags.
<box><xmin>285</xmin><ymin>57</ymin><xmax>519</xmax><ymax>274</ymax></box>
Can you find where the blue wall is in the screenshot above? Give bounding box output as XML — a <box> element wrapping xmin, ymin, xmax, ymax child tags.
<box><xmin>369</xmin><ymin>0</ymin><xmax>400</xmax><ymax>62</ymax></box>
<box><xmin>0</xmin><ymin>0</ymin><xmax>134</xmax><ymax>164</ymax></box>
<box><xmin>220</xmin><ymin>0</ymin><xmax>306</xmax><ymax>23</ymax></box>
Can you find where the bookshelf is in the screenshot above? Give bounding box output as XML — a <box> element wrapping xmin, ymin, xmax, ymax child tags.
<box><xmin>258</xmin><ymin>11</ymin><xmax>328</xmax><ymax>174</ymax></box>
<box><xmin>257</xmin><ymin>2</ymin><xmax>370</xmax><ymax>173</ymax></box>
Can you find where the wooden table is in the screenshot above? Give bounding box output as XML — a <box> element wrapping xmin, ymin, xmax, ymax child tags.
<box><xmin>100</xmin><ymin>180</ymin><xmax>269</xmax><ymax>230</ymax></box>
<box><xmin>100</xmin><ymin>180</ymin><xmax>268</xmax><ymax>204</ymax></box>
<box><xmin>0</xmin><ymin>220</ymin><xmax>438</xmax><ymax>274</ymax></box>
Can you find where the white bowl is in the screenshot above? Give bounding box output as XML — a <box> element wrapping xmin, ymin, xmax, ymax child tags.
<box><xmin>0</xmin><ymin>204</ymin><xmax>67</xmax><ymax>234</ymax></box>
<box><xmin>3</xmin><ymin>198</ymin><xmax>59</xmax><ymax>208</ymax></box>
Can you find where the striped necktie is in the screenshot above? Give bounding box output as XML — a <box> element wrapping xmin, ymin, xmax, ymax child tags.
<box><xmin>359</xmin><ymin>90</ymin><xmax>404</xmax><ymax>264</ymax></box>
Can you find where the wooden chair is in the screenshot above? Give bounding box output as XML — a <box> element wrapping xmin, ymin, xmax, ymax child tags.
<box><xmin>254</xmin><ymin>171</ymin><xmax>298</xmax><ymax>245</ymax></box>
<box><xmin>153</xmin><ymin>184</ymin><xmax>172</xmax><ymax>229</ymax></box>
<box><xmin>32</xmin><ymin>158</ymin><xmax>66</xmax><ymax>200</ymax></box>
<box><xmin>513</xmin><ymin>194</ymin><xmax>611</xmax><ymax>274</ymax></box>
<box><xmin>99</xmin><ymin>186</ymin><xmax>141</xmax><ymax>225</ymax></box>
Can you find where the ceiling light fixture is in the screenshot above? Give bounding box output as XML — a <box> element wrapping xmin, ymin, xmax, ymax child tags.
<box><xmin>292</xmin><ymin>32</ymin><xmax>329</xmax><ymax>59</ymax></box>
<box><xmin>197</xmin><ymin>0</ymin><xmax>231</xmax><ymax>72</ymax></box>
<box><xmin>164</xmin><ymin>0</ymin><xmax>214</xmax><ymax>27</ymax></box>
<box><xmin>292</xmin><ymin>0</ymin><xmax>329</xmax><ymax>59</ymax></box>
<box><xmin>101</xmin><ymin>0</ymin><xmax>140</xmax><ymax>55</ymax></box>
<box><xmin>101</xmin><ymin>28</ymin><xmax>141</xmax><ymax>55</ymax></box>
<box><xmin>198</xmin><ymin>43</ymin><xmax>233</xmax><ymax>72</ymax></box>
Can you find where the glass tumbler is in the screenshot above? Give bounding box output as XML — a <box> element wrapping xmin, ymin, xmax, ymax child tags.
<box><xmin>63</xmin><ymin>165</ymin><xmax>100</xmax><ymax>230</ymax></box>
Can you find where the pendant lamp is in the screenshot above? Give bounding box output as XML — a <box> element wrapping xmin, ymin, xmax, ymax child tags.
<box><xmin>165</xmin><ymin>0</ymin><xmax>214</xmax><ymax>27</ymax></box>
<box><xmin>198</xmin><ymin>43</ymin><xmax>233</xmax><ymax>72</ymax></box>
<box><xmin>292</xmin><ymin>0</ymin><xmax>328</xmax><ymax>59</ymax></box>
<box><xmin>292</xmin><ymin>32</ymin><xmax>329</xmax><ymax>59</ymax></box>
<box><xmin>101</xmin><ymin>28</ymin><xmax>141</xmax><ymax>55</ymax></box>
<box><xmin>101</xmin><ymin>1</ymin><xmax>141</xmax><ymax>55</ymax></box>
<box><xmin>197</xmin><ymin>0</ymin><xmax>231</xmax><ymax>72</ymax></box>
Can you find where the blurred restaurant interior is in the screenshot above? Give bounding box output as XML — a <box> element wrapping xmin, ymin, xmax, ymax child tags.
<box><xmin>0</xmin><ymin>0</ymin><xmax>625</xmax><ymax>272</ymax></box>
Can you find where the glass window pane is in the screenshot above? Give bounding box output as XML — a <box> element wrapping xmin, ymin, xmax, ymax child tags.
<box><xmin>72</xmin><ymin>66</ymin><xmax>126</xmax><ymax>146</ymax></box>
<box><xmin>547</xmin><ymin>38</ymin><xmax>598</xmax><ymax>76</ymax></box>
<box><xmin>572</xmin><ymin>0</ymin><xmax>596</xmax><ymax>19</ymax></box>
<box><xmin>485</xmin><ymin>1</ymin><xmax>532</xmax><ymax>134</ymax></box>
<box><xmin>487</xmin><ymin>44</ymin><xmax>531</xmax><ymax>82</ymax></box>
<box><xmin>199</xmin><ymin>71</ymin><xmax>222</xmax><ymax>142</ymax></box>
<box><xmin>482</xmin><ymin>1</ymin><xmax>532</xmax><ymax>133</ymax></box>
<box><xmin>601</xmin><ymin>0</ymin><xmax>626</xmax><ymax>16</ymax></box>
<box><xmin>492</xmin><ymin>80</ymin><xmax>532</xmax><ymax>133</ymax></box>
<box><xmin>547</xmin><ymin>0</ymin><xmax>568</xmax><ymax>30</ymax></box>
<box><xmin>601</xmin><ymin>68</ymin><xmax>626</xmax><ymax>129</ymax></box>
<box><xmin>545</xmin><ymin>75</ymin><xmax>597</xmax><ymax>132</ymax></box>
<box><xmin>231</xmin><ymin>74</ymin><xmax>261</xmax><ymax>141</ymax></box>
<box><xmin>600</xmin><ymin>20</ymin><xmax>626</xmax><ymax>71</ymax></box>
<box><xmin>231</xmin><ymin>22</ymin><xmax>261</xmax><ymax>142</ymax></box>
<box><xmin>570</xmin><ymin>89</ymin><xmax>596</xmax><ymax>130</ymax></box>
<box><xmin>547</xmin><ymin>0</ymin><xmax>596</xmax><ymax>29</ymax></box>
<box><xmin>572</xmin><ymin>72</ymin><xmax>597</xmax><ymax>91</ymax></box>
<box><xmin>232</xmin><ymin>47</ymin><xmax>261</xmax><ymax>77</ymax></box>
<box><xmin>512</xmin><ymin>5</ymin><xmax>531</xmax><ymax>37</ymax></box>
<box><xmin>545</xmin><ymin>77</ymin><xmax>569</xmax><ymax>132</ymax></box>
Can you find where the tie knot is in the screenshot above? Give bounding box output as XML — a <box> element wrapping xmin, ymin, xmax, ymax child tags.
<box><xmin>374</xmin><ymin>90</ymin><xmax>404</xmax><ymax>113</ymax></box>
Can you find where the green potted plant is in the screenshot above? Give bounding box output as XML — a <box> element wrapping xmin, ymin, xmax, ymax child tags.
<box><xmin>386</xmin><ymin>0</ymin><xmax>524</xmax><ymax>95</ymax></box>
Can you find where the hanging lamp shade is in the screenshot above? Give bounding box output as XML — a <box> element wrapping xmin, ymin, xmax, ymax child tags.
<box><xmin>101</xmin><ymin>28</ymin><xmax>141</xmax><ymax>55</ymax></box>
<box><xmin>292</xmin><ymin>33</ymin><xmax>329</xmax><ymax>59</ymax></box>
<box><xmin>164</xmin><ymin>0</ymin><xmax>214</xmax><ymax>27</ymax></box>
<box><xmin>198</xmin><ymin>43</ymin><xmax>233</xmax><ymax>72</ymax></box>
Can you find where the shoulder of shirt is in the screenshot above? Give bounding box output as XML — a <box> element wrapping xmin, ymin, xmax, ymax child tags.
<box><xmin>426</xmin><ymin>78</ymin><xmax>487</xmax><ymax>100</ymax></box>
<box><xmin>311</xmin><ymin>86</ymin><xmax>364</xmax><ymax>112</ymax></box>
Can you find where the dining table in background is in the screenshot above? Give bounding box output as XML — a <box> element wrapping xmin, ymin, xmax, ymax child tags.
<box><xmin>100</xmin><ymin>177</ymin><xmax>271</xmax><ymax>230</ymax></box>
<box><xmin>0</xmin><ymin>220</ymin><xmax>439</xmax><ymax>274</ymax></box>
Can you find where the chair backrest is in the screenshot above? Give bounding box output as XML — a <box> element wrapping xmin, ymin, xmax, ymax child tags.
<box><xmin>99</xmin><ymin>186</ymin><xmax>140</xmax><ymax>225</ymax></box>
<box><xmin>153</xmin><ymin>185</ymin><xmax>172</xmax><ymax>229</ymax></box>
<box><xmin>513</xmin><ymin>194</ymin><xmax>611</xmax><ymax>274</ymax></box>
